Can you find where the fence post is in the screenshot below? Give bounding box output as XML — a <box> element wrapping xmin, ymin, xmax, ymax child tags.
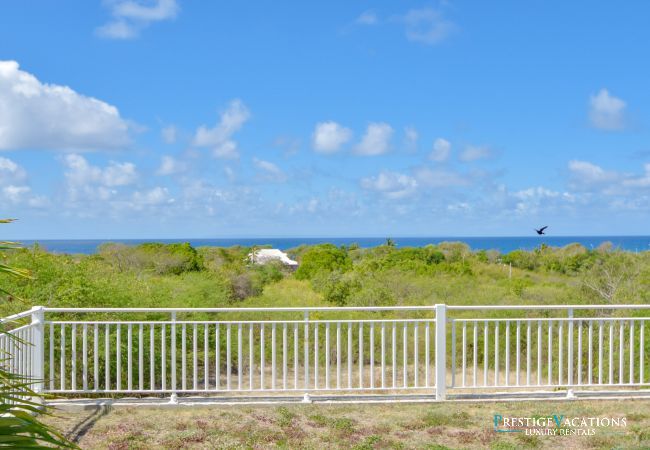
<box><xmin>30</xmin><ymin>306</ymin><xmax>45</xmax><ymax>402</ymax></box>
<box><xmin>435</xmin><ymin>304</ymin><xmax>447</xmax><ymax>401</ymax></box>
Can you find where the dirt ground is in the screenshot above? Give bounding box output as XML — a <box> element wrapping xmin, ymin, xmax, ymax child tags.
<box><xmin>44</xmin><ymin>399</ymin><xmax>650</xmax><ymax>449</ymax></box>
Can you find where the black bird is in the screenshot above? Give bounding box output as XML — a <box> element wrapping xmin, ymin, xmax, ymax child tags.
<box><xmin>534</xmin><ymin>226</ymin><xmax>548</xmax><ymax>235</ymax></box>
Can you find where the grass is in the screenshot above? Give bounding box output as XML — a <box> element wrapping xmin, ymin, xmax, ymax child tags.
<box><xmin>44</xmin><ymin>399</ymin><xmax>650</xmax><ymax>449</ymax></box>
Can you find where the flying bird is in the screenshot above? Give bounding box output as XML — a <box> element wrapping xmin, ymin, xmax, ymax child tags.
<box><xmin>534</xmin><ymin>226</ymin><xmax>548</xmax><ymax>235</ymax></box>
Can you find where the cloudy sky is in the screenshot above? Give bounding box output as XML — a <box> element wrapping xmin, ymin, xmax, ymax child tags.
<box><xmin>1</xmin><ymin>1</ymin><xmax>650</xmax><ymax>239</ymax></box>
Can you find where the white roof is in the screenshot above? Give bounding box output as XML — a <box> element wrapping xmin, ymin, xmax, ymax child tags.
<box><xmin>249</xmin><ymin>248</ymin><xmax>298</xmax><ymax>266</ymax></box>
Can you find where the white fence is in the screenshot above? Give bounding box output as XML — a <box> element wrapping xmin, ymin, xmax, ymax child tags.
<box><xmin>1</xmin><ymin>305</ymin><xmax>649</xmax><ymax>402</ymax></box>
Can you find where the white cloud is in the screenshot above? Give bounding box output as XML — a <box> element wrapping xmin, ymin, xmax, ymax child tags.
<box><xmin>0</xmin><ymin>157</ymin><xmax>27</xmax><ymax>184</ymax></box>
<box><xmin>131</xmin><ymin>186</ymin><xmax>172</xmax><ymax>207</ymax></box>
<box><xmin>430</xmin><ymin>138</ymin><xmax>451</xmax><ymax>162</ymax></box>
<box><xmin>354</xmin><ymin>122</ymin><xmax>393</xmax><ymax>156</ymax></box>
<box><xmin>404</xmin><ymin>126</ymin><xmax>418</xmax><ymax>151</ymax></box>
<box><xmin>253</xmin><ymin>158</ymin><xmax>287</xmax><ymax>183</ymax></box>
<box><xmin>361</xmin><ymin>171</ymin><xmax>418</xmax><ymax>199</ymax></box>
<box><xmin>193</xmin><ymin>99</ymin><xmax>250</xmax><ymax>159</ymax></box>
<box><xmin>0</xmin><ymin>156</ymin><xmax>47</xmax><ymax>208</ymax></box>
<box><xmin>459</xmin><ymin>145</ymin><xmax>491</xmax><ymax>162</ymax></box>
<box><xmin>357</xmin><ymin>10</ymin><xmax>378</xmax><ymax>25</ymax></box>
<box><xmin>624</xmin><ymin>163</ymin><xmax>650</xmax><ymax>188</ymax></box>
<box><xmin>0</xmin><ymin>60</ymin><xmax>131</xmax><ymax>151</ymax></box>
<box><xmin>97</xmin><ymin>0</ymin><xmax>179</xmax><ymax>39</ymax></box>
<box><xmin>312</xmin><ymin>121</ymin><xmax>352</xmax><ymax>154</ymax></box>
<box><xmin>157</xmin><ymin>155</ymin><xmax>187</xmax><ymax>175</ymax></box>
<box><xmin>589</xmin><ymin>89</ymin><xmax>626</xmax><ymax>131</ymax></box>
<box><xmin>62</xmin><ymin>154</ymin><xmax>138</xmax><ymax>204</ymax></box>
<box><xmin>413</xmin><ymin>167</ymin><xmax>470</xmax><ymax>188</ymax></box>
<box><xmin>568</xmin><ymin>160</ymin><xmax>618</xmax><ymax>185</ymax></box>
<box><xmin>161</xmin><ymin>125</ymin><xmax>177</xmax><ymax>144</ymax></box>
<box><xmin>401</xmin><ymin>8</ymin><xmax>456</xmax><ymax>45</ymax></box>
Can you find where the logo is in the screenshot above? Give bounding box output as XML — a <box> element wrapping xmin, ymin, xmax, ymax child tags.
<box><xmin>493</xmin><ymin>414</ymin><xmax>627</xmax><ymax>436</ymax></box>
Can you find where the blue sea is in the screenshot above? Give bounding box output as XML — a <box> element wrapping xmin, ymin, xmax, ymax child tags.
<box><xmin>17</xmin><ymin>236</ymin><xmax>650</xmax><ymax>255</ymax></box>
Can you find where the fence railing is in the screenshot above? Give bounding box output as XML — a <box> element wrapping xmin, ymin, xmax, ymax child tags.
<box><xmin>1</xmin><ymin>305</ymin><xmax>649</xmax><ymax>402</ymax></box>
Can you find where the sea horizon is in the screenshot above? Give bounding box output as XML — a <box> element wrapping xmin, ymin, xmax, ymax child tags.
<box><xmin>16</xmin><ymin>235</ymin><xmax>650</xmax><ymax>255</ymax></box>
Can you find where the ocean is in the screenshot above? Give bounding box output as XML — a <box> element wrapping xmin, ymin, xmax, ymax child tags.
<box><xmin>17</xmin><ymin>236</ymin><xmax>650</xmax><ymax>255</ymax></box>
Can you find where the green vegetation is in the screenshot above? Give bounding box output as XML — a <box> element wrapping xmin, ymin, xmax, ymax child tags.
<box><xmin>0</xmin><ymin>240</ymin><xmax>648</xmax><ymax>316</ymax></box>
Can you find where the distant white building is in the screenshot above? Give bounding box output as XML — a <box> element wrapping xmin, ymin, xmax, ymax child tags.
<box><xmin>249</xmin><ymin>248</ymin><xmax>298</xmax><ymax>267</ymax></box>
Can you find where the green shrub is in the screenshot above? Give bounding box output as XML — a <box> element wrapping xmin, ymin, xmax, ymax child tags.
<box><xmin>294</xmin><ymin>244</ymin><xmax>351</xmax><ymax>280</ymax></box>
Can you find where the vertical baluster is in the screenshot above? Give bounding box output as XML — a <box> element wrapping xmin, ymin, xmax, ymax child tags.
<box><xmin>226</xmin><ymin>323</ymin><xmax>231</xmax><ymax>390</ymax></box>
<box><xmin>546</xmin><ymin>320</ymin><xmax>553</xmax><ymax>386</ymax></box>
<box><xmin>425</xmin><ymin>321</ymin><xmax>430</xmax><ymax>388</ymax></box>
<box><xmin>104</xmin><ymin>324</ymin><xmax>109</xmax><ymax>391</ymax></box>
<box><xmin>359</xmin><ymin>322</ymin><xmax>363</xmax><ymax>388</ymax></box>
<box><xmin>494</xmin><ymin>322</ymin><xmax>499</xmax><ymax>386</ymax></box>
<box><xmin>473</xmin><ymin>322</ymin><xmax>478</xmax><ymax>387</ymax></box>
<box><xmin>171</xmin><ymin>313</ymin><xmax>176</xmax><ymax>392</ymax></box>
<box><xmin>182</xmin><ymin>324</ymin><xmax>187</xmax><ymax>391</ymax></box>
<box><xmin>260</xmin><ymin>323</ymin><xmax>266</xmax><ymax>390</ymax></box>
<box><xmin>151</xmin><ymin>324</ymin><xmax>156</xmax><ymax>391</ymax></box>
<box><xmin>451</xmin><ymin>321</ymin><xmax>456</xmax><ymax>388</ymax></box>
<box><xmin>294</xmin><ymin>323</ymin><xmax>299</xmax><ymax>389</ymax></box>
<box><xmin>369</xmin><ymin>322</ymin><xmax>375</xmax><ymax>389</ymax></box>
<box><xmin>215</xmin><ymin>324</ymin><xmax>220</xmax><ymax>390</ymax></box>
<box><xmin>515</xmin><ymin>321</ymin><xmax>520</xmax><ymax>386</ymax></box>
<box><xmin>71</xmin><ymin>324</ymin><xmax>77</xmax><ymax>391</ymax></box>
<box><xmin>630</xmin><ymin>321</ymin><xmax>635</xmax><ymax>385</ymax></box>
<box><xmin>526</xmin><ymin>322</ymin><xmax>531</xmax><ymax>386</ymax></box>
<box><xmin>283</xmin><ymin>323</ymin><xmax>287</xmax><ymax>390</ymax></box>
<box><xmin>139</xmin><ymin>324</ymin><xmax>143</xmax><ymax>391</ymax></box>
<box><xmin>608</xmin><ymin>321</ymin><xmax>614</xmax><ymax>384</ymax></box>
<box><xmin>402</xmin><ymin>322</ymin><xmax>407</xmax><ymax>388</ymax></box>
<box><xmin>381</xmin><ymin>322</ymin><xmax>386</xmax><ymax>388</ymax></box>
<box><xmin>249</xmin><ymin>324</ymin><xmax>254</xmax><ymax>390</ymax></box>
<box><xmin>161</xmin><ymin>324</ymin><xmax>166</xmax><ymax>391</ymax></box>
<box><xmin>337</xmin><ymin>322</ymin><xmax>342</xmax><ymax>389</ymax></box>
<box><xmin>271</xmin><ymin>323</ymin><xmax>276</xmax><ymax>390</ymax></box>
<box><xmin>505</xmin><ymin>321</ymin><xmax>510</xmax><ymax>387</ymax></box>
<box><xmin>237</xmin><ymin>323</ymin><xmax>242</xmax><ymax>391</ymax></box>
<box><xmin>619</xmin><ymin>321</ymin><xmax>624</xmax><ymax>384</ymax></box>
<box><xmin>537</xmin><ymin>321</ymin><xmax>542</xmax><ymax>386</ymax></box>
<box><xmin>314</xmin><ymin>323</ymin><xmax>319</xmax><ymax>389</ymax></box>
<box><xmin>204</xmin><ymin>324</ymin><xmax>209</xmax><ymax>391</ymax></box>
<box><xmin>391</xmin><ymin>322</ymin><xmax>396</xmax><ymax>388</ymax></box>
<box><xmin>577</xmin><ymin>321</ymin><xmax>583</xmax><ymax>385</ymax></box>
<box><xmin>325</xmin><ymin>322</ymin><xmax>330</xmax><ymax>389</ymax></box>
<box><xmin>568</xmin><ymin>311</ymin><xmax>574</xmax><ymax>386</ymax></box>
<box><xmin>348</xmin><ymin>322</ymin><xmax>353</xmax><ymax>389</ymax></box>
<box><xmin>484</xmin><ymin>321</ymin><xmax>489</xmax><ymax>387</ymax></box>
<box><xmin>640</xmin><ymin>321</ymin><xmax>645</xmax><ymax>384</ymax></box>
<box><xmin>49</xmin><ymin>324</ymin><xmax>54</xmax><ymax>391</ymax></box>
<box><xmin>558</xmin><ymin>321</ymin><xmax>563</xmax><ymax>385</ymax></box>
<box><xmin>116</xmin><ymin>324</ymin><xmax>121</xmax><ymax>391</ymax></box>
<box><xmin>588</xmin><ymin>321</ymin><xmax>593</xmax><ymax>385</ymax></box>
<box><xmin>303</xmin><ymin>316</ymin><xmax>309</xmax><ymax>389</ymax></box>
<box><xmin>127</xmin><ymin>324</ymin><xmax>132</xmax><ymax>391</ymax></box>
<box><xmin>194</xmin><ymin>324</ymin><xmax>199</xmax><ymax>391</ymax></box>
<box><xmin>598</xmin><ymin>320</ymin><xmax>604</xmax><ymax>384</ymax></box>
<box><xmin>93</xmin><ymin>324</ymin><xmax>99</xmax><ymax>391</ymax></box>
<box><xmin>82</xmin><ymin>324</ymin><xmax>88</xmax><ymax>391</ymax></box>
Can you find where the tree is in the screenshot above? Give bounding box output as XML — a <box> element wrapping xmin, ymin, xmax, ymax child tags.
<box><xmin>0</xmin><ymin>219</ymin><xmax>77</xmax><ymax>448</ymax></box>
<box><xmin>294</xmin><ymin>244</ymin><xmax>352</xmax><ymax>280</ymax></box>
<box><xmin>582</xmin><ymin>252</ymin><xmax>640</xmax><ymax>303</ymax></box>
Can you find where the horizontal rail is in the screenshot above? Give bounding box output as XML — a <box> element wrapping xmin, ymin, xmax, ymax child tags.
<box><xmin>447</xmin><ymin>304</ymin><xmax>650</xmax><ymax>310</ymax></box>
<box><xmin>41</xmin><ymin>306</ymin><xmax>437</xmax><ymax>313</ymax></box>
<box><xmin>45</xmin><ymin>319</ymin><xmax>437</xmax><ymax>325</ymax></box>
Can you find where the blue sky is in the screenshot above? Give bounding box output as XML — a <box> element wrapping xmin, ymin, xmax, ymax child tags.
<box><xmin>1</xmin><ymin>1</ymin><xmax>650</xmax><ymax>239</ymax></box>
